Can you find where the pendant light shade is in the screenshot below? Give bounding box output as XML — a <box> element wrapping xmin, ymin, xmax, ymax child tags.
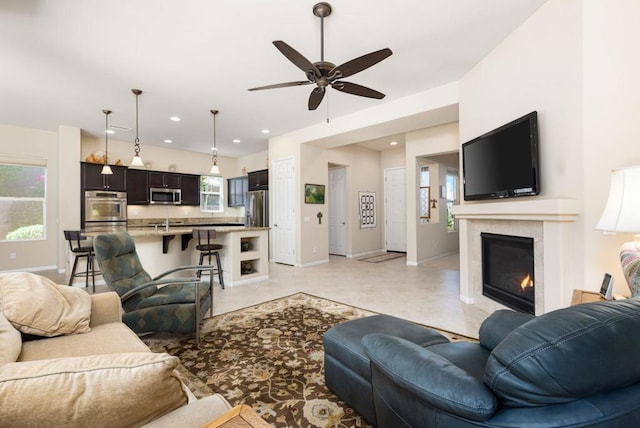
<box><xmin>130</xmin><ymin>89</ymin><xmax>145</xmax><ymax>167</ymax></box>
<box><xmin>101</xmin><ymin>109</ymin><xmax>113</xmax><ymax>175</ymax></box>
<box><xmin>209</xmin><ymin>109</ymin><xmax>220</xmax><ymax>175</ymax></box>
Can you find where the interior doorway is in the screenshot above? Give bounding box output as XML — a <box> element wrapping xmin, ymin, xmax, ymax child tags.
<box><xmin>384</xmin><ymin>167</ymin><xmax>407</xmax><ymax>252</ymax></box>
<box><xmin>272</xmin><ymin>157</ymin><xmax>296</xmax><ymax>265</ymax></box>
<box><xmin>328</xmin><ymin>166</ymin><xmax>347</xmax><ymax>256</ymax></box>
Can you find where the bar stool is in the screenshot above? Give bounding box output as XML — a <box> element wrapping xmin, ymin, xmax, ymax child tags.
<box><xmin>193</xmin><ymin>228</ymin><xmax>224</xmax><ymax>289</ymax></box>
<box><xmin>64</xmin><ymin>230</ymin><xmax>99</xmax><ymax>292</ymax></box>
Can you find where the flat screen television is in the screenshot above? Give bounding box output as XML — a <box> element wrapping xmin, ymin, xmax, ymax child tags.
<box><xmin>462</xmin><ymin>111</ymin><xmax>539</xmax><ymax>201</ymax></box>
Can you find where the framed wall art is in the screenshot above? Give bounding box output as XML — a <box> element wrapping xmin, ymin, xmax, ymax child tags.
<box><xmin>305</xmin><ymin>183</ymin><xmax>325</xmax><ymax>204</ymax></box>
<box><xmin>359</xmin><ymin>191</ymin><xmax>376</xmax><ymax>228</ymax></box>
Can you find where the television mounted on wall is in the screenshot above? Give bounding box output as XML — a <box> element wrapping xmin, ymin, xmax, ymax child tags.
<box><xmin>462</xmin><ymin>111</ymin><xmax>539</xmax><ymax>201</ymax></box>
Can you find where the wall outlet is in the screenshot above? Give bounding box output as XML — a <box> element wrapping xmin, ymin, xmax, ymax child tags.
<box><xmin>304</xmin><ymin>216</ymin><xmax>310</xmax><ymax>223</ymax></box>
<box><xmin>312</xmin><ymin>247</ymin><xmax>317</xmax><ymax>253</ymax></box>
<box><xmin>9</xmin><ymin>252</ymin><xmax>16</xmax><ymax>260</ymax></box>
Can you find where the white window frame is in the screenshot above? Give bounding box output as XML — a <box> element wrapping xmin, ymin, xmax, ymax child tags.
<box><xmin>200</xmin><ymin>175</ymin><xmax>224</xmax><ymax>213</ymax></box>
<box><xmin>0</xmin><ymin>160</ymin><xmax>47</xmax><ymax>241</ymax></box>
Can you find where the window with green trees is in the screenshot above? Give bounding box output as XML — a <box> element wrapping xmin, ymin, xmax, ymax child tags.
<box><xmin>0</xmin><ymin>163</ymin><xmax>46</xmax><ymax>241</ymax></box>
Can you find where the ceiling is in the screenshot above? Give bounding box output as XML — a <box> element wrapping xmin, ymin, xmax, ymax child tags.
<box><xmin>0</xmin><ymin>0</ymin><xmax>547</xmax><ymax>159</ymax></box>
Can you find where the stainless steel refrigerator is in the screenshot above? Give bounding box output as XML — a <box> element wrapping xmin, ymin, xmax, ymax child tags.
<box><xmin>245</xmin><ymin>190</ymin><xmax>268</xmax><ymax>227</ymax></box>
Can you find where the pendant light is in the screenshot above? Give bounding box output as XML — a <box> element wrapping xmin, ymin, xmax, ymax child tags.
<box><xmin>209</xmin><ymin>109</ymin><xmax>220</xmax><ymax>175</ymax></box>
<box><xmin>101</xmin><ymin>109</ymin><xmax>113</xmax><ymax>175</ymax></box>
<box><xmin>130</xmin><ymin>89</ymin><xmax>145</xmax><ymax>167</ymax></box>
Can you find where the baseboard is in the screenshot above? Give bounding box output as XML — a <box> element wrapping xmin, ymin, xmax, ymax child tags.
<box><xmin>0</xmin><ymin>265</ymin><xmax>57</xmax><ymax>274</ymax></box>
<box><xmin>415</xmin><ymin>251</ymin><xmax>459</xmax><ymax>266</ymax></box>
<box><xmin>299</xmin><ymin>259</ymin><xmax>330</xmax><ymax>268</ymax></box>
<box><xmin>347</xmin><ymin>249</ymin><xmax>385</xmax><ymax>259</ymax></box>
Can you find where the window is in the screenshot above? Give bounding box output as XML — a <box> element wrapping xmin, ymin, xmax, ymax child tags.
<box><xmin>200</xmin><ymin>175</ymin><xmax>224</xmax><ymax>213</ymax></box>
<box><xmin>419</xmin><ymin>165</ymin><xmax>430</xmax><ymax>224</ymax></box>
<box><xmin>0</xmin><ymin>162</ymin><xmax>46</xmax><ymax>241</ymax></box>
<box><xmin>446</xmin><ymin>172</ymin><xmax>458</xmax><ymax>232</ymax></box>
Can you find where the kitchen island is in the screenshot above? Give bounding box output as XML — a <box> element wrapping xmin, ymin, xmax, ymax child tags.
<box><xmin>98</xmin><ymin>226</ymin><xmax>269</xmax><ymax>286</ymax></box>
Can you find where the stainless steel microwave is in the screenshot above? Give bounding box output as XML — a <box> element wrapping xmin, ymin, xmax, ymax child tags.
<box><xmin>150</xmin><ymin>187</ymin><xmax>182</xmax><ymax>205</ymax></box>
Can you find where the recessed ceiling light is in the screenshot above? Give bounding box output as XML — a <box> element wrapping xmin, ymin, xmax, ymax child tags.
<box><xmin>164</xmin><ymin>139</ymin><xmax>173</xmax><ymax>144</ymax></box>
<box><xmin>170</xmin><ymin>116</ymin><xmax>181</xmax><ymax>122</ymax></box>
<box><xmin>233</xmin><ymin>139</ymin><xmax>241</xmax><ymax>143</ymax></box>
<box><xmin>105</xmin><ymin>129</ymin><xmax>115</xmax><ymax>134</ymax></box>
<box><xmin>390</xmin><ymin>141</ymin><xmax>398</xmax><ymax>146</ymax></box>
<box><xmin>261</xmin><ymin>129</ymin><xmax>270</xmax><ymax>134</ymax></box>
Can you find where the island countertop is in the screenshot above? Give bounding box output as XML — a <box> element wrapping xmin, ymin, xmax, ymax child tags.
<box><xmin>122</xmin><ymin>225</ymin><xmax>269</xmax><ymax>238</ymax></box>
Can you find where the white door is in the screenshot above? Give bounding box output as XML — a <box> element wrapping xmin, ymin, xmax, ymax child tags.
<box><xmin>272</xmin><ymin>157</ymin><xmax>296</xmax><ymax>265</ymax></box>
<box><xmin>385</xmin><ymin>167</ymin><xmax>406</xmax><ymax>252</ymax></box>
<box><xmin>328</xmin><ymin>167</ymin><xmax>347</xmax><ymax>256</ymax></box>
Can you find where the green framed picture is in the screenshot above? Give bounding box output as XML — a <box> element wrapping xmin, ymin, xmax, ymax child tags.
<box><xmin>305</xmin><ymin>183</ymin><xmax>325</xmax><ymax>204</ymax></box>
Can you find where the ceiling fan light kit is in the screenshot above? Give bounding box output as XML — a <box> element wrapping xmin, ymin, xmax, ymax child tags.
<box><xmin>248</xmin><ymin>2</ymin><xmax>392</xmax><ymax>111</ymax></box>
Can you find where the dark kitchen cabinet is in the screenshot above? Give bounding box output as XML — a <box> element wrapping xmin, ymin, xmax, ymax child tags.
<box><xmin>126</xmin><ymin>169</ymin><xmax>149</xmax><ymax>205</ymax></box>
<box><xmin>82</xmin><ymin>162</ymin><xmax>127</xmax><ymax>191</ymax></box>
<box><xmin>227</xmin><ymin>176</ymin><xmax>248</xmax><ymax>207</ymax></box>
<box><xmin>180</xmin><ymin>173</ymin><xmax>201</xmax><ymax>206</ymax></box>
<box><xmin>149</xmin><ymin>172</ymin><xmax>181</xmax><ymax>188</ymax></box>
<box><xmin>247</xmin><ymin>169</ymin><xmax>268</xmax><ymax>191</ymax></box>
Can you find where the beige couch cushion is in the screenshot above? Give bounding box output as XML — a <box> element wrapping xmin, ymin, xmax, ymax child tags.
<box><xmin>18</xmin><ymin>322</ymin><xmax>150</xmax><ymax>362</ymax></box>
<box><xmin>0</xmin><ymin>272</ymin><xmax>91</xmax><ymax>336</ymax></box>
<box><xmin>0</xmin><ymin>352</ymin><xmax>188</xmax><ymax>428</ymax></box>
<box><xmin>0</xmin><ymin>311</ymin><xmax>21</xmax><ymax>365</ymax></box>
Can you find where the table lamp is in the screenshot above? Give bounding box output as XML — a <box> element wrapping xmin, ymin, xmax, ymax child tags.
<box><xmin>596</xmin><ymin>166</ymin><xmax>640</xmax><ymax>296</ymax></box>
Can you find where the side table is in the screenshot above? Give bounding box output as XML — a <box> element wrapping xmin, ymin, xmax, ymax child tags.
<box><xmin>202</xmin><ymin>404</ymin><xmax>272</xmax><ymax>428</ymax></box>
<box><xmin>570</xmin><ymin>289</ymin><xmax>605</xmax><ymax>305</ymax></box>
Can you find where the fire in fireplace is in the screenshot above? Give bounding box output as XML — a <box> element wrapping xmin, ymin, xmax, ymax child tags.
<box><xmin>481</xmin><ymin>233</ymin><xmax>535</xmax><ymax>314</ymax></box>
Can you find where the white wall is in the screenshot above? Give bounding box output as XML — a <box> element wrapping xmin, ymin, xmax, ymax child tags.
<box><xmin>405</xmin><ymin>122</ymin><xmax>460</xmax><ymax>264</ymax></box>
<box><xmin>582</xmin><ymin>0</ymin><xmax>640</xmax><ymax>296</ymax></box>
<box><xmin>459</xmin><ymin>0</ymin><xmax>587</xmax><ymax>288</ymax></box>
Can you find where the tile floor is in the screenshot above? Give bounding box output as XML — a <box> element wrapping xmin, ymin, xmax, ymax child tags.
<box><xmin>48</xmin><ymin>253</ymin><xmax>490</xmax><ymax>338</ymax></box>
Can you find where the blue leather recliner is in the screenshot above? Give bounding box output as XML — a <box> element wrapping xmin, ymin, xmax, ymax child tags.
<box><xmin>327</xmin><ymin>298</ymin><xmax>640</xmax><ymax>427</ymax></box>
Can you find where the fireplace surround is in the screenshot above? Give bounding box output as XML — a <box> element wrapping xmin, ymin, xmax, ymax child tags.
<box><xmin>452</xmin><ymin>198</ymin><xmax>580</xmax><ymax>315</ymax></box>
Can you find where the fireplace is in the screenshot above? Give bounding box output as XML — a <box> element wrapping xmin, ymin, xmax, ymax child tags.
<box><xmin>481</xmin><ymin>233</ymin><xmax>535</xmax><ymax>314</ymax></box>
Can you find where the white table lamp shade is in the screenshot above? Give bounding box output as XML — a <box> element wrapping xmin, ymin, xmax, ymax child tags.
<box><xmin>596</xmin><ymin>166</ymin><xmax>640</xmax><ymax>233</ymax></box>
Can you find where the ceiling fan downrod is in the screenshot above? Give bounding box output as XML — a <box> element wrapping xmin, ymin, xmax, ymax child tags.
<box><xmin>313</xmin><ymin>2</ymin><xmax>332</xmax><ymax>63</ymax></box>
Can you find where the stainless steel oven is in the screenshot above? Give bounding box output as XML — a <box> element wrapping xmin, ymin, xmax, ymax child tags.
<box><xmin>84</xmin><ymin>190</ymin><xmax>127</xmax><ymax>231</ymax></box>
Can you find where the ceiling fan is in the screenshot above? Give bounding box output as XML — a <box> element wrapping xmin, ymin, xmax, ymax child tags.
<box><xmin>248</xmin><ymin>2</ymin><xmax>392</xmax><ymax>111</ymax></box>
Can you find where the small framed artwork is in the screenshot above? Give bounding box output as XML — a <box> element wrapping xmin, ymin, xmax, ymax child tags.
<box><xmin>359</xmin><ymin>191</ymin><xmax>376</xmax><ymax>228</ymax></box>
<box><xmin>305</xmin><ymin>183</ymin><xmax>325</xmax><ymax>204</ymax></box>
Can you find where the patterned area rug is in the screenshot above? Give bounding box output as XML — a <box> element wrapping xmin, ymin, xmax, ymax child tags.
<box><xmin>143</xmin><ymin>293</ymin><xmax>469</xmax><ymax>428</ymax></box>
<box><xmin>358</xmin><ymin>252</ymin><xmax>406</xmax><ymax>263</ymax></box>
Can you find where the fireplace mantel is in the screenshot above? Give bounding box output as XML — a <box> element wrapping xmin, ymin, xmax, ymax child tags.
<box><xmin>452</xmin><ymin>198</ymin><xmax>581</xmax><ymax>222</ymax></box>
<box><xmin>453</xmin><ymin>198</ymin><xmax>581</xmax><ymax>315</ymax></box>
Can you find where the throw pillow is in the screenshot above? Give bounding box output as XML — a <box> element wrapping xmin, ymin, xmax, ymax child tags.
<box><xmin>0</xmin><ymin>272</ymin><xmax>91</xmax><ymax>337</ymax></box>
<box><xmin>0</xmin><ymin>352</ymin><xmax>188</xmax><ymax>427</ymax></box>
<box><xmin>0</xmin><ymin>311</ymin><xmax>21</xmax><ymax>365</ymax></box>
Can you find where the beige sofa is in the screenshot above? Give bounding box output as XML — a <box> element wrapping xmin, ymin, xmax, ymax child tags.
<box><xmin>1</xmin><ymin>289</ymin><xmax>232</xmax><ymax>427</ymax></box>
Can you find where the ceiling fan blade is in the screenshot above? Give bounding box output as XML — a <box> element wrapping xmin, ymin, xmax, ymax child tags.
<box><xmin>273</xmin><ymin>40</ymin><xmax>321</xmax><ymax>80</ymax></box>
<box><xmin>332</xmin><ymin>81</ymin><xmax>386</xmax><ymax>99</ymax></box>
<box><xmin>308</xmin><ymin>87</ymin><xmax>326</xmax><ymax>110</ymax></box>
<box><xmin>248</xmin><ymin>81</ymin><xmax>313</xmax><ymax>91</ymax></box>
<box><xmin>330</xmin><ymin>48</ymin><xmax>392</xmax><ymax>80</ymax></box>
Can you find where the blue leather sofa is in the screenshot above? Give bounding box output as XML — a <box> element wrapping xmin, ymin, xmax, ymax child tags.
<box><xmin>326</xmin><ymin>298</ymin><xmax>640</xmax><ymax>427</ymax></box>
